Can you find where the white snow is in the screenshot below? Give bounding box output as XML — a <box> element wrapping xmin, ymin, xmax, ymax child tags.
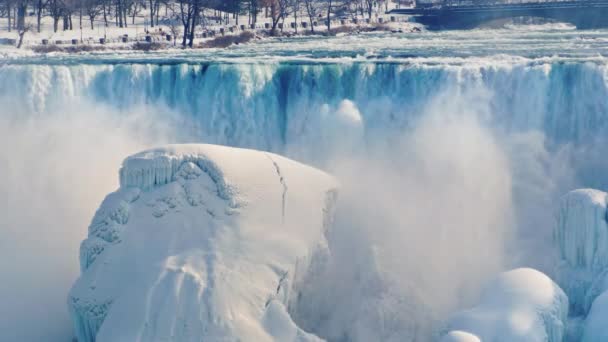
<box><xmin>555</xmin><ymin>189</ymin><xmax>608</xmax><ymax>314</ymax></box>
<box><xmin>68</xmin><ymin>144</ymin><xmax>338</xmax><ymax>342</ymax></box>
<box><xmin>442</xmin><ymin>268</ymin><xmax>568</xmax><ymax>342</ymax></box>
<box><xmin>0</xmin><ymin>5</ymin><xmax>417</xmax><ymax>53</ymax></box>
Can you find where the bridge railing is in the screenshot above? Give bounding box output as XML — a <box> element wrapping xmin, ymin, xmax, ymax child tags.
<box><xmin>417</xmin><ymin>0</ymin><xmax>598</xmax><ymax>8</ymax></box>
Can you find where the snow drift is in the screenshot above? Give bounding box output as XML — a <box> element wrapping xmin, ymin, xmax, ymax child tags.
<box><xmin>68</xmin><ymin>144</ymin><xmax>337</xmax><ymax>342</ymax></box>
<box><xmin>442</xmin><ymin>268</ymin><xmax>568</xmax><ymax>342</ymax></box>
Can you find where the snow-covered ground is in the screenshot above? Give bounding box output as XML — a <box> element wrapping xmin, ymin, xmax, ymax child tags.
<box><xmin>0</xmin><ymin>5</ymin><xmax>417</xmax><ymax>50</ymax></box>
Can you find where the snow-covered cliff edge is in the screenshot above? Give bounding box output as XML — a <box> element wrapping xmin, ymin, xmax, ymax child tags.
<box><xmin>68</xmin><ymin>144</ymin><xmax>338</xmax><ymax>342</ymax></box>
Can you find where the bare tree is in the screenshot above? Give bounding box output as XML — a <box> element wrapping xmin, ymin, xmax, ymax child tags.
<box><xmin>85</xmin><ymin>0</ymin><xmax>103</xmax><ymax>29</ymax></box>
<box><xmin>261</xmin><ymin>0</ymin><xmax>289</xmax><ymax>35</ymax></box>
<box><xmin>247</xmin><ymin>0</ymin><xmax>259</xmax><ymax>25</ymax></box>
<box><xmin>35</xmin><ymin>0</ymin><xmax>45</xmax><ymax>32</ymax></box>
<box><xmin>363</xmin><ymin>0</ymin><xmax>372</xmax><ymax>18</ymax></box>
<box><xmin>15</xmin><ymin>0</ymin><xmax>27</xmax><ymax>31</ymax></box>
<box><xmin>47</xmin><ymin>0</ymin><xmax>65</xmax><ymax>32</ymax></box>
<box><xmin>5</xmin><ymin>0</ymin><xmax>13</xmax><ymax>32</ymax></box>
<box><xmin>302</xmin><ymin>0</ymin><xmax>318</xmax><ymax>32</ymax></box>
<box><xmin>0</xmin><ymin>0</ymin><xmax>356</xmax><ymax>40</ymax></box>
<box><xmin>325</xmin><ymin>0</ymin><xmax>332</xmax><ymax>31</ymax></box>
<box><xmin>187</xmin><ymin>0</ymin><xmax>200</xmax><ymax>47</ymax></box>
<box><xmin>178</xmin><ymin>0</ymin><xmax>192</xmax><ymax>46</ymax></box>
<box><xmin>148</xmin><ymin>0</ymin><xmax>160</xmax><ymax>26</ymax></box>
<box><xmin>130</xmin><ymin>0</ymin><xmax>141</xmax><ymax>24</ymax></box>
<box><xmin>17</xmin><ymin>21</ymin><xmax>32</xmax><ymax>48</ymax></box>
<box><xmin>116</xmin><ymin>0</ymin><xmax>126</xmax><ymax>27</ymax></box>
<box><xmin>291</xmin><ymin>0</ymin><xmax>299</xmax><ymax>33</ymax></box>
<box><xmin>167</xmin><ymin>16</ymin><xmax>180</xmax><ymax>45</ymax></box>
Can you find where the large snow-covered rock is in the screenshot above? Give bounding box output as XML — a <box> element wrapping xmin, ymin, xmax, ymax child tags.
<box><xmin>68</xmin><ymin>144</ymin><xmax>338</xmax><ymax>342</ymax></box>
<box><xmin>442</xmin><ymin>268</ymin><xmax>568</xmax><ymax>342</ymax></box>
<box><xmin>555</xmin><ymin>189</ymin><xmax>608</xmax><ymax>314</ymax></box>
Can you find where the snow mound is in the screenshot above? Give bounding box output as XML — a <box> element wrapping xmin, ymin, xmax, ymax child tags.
<box><xmin>68</xmin><ymin>144</ymin><xmax>338</xmax><ymax>342</ymax></box>
<box><xmin>443</xmin><ymin>268</ymin><xmax>568</xmax><ymax>342</ymax></box>
<box><xmin>440</xmin><ymin>331</ymin><xmax>481</xmax><ymax>342</ymax></box>
<box><xmin>555</xmin><ymin>189</ymin><xmax>608</xmax><ymax>314</ymax></box>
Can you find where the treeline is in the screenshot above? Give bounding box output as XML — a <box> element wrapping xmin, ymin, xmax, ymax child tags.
<box><xmin>1</xmin><ymin>0</ymin><xmax>397</xmax><ymax>46</ymax></box>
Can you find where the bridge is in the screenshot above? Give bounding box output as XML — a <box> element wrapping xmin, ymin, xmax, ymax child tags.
<box><xmin>389</xmin><ymin>0</ymin><xmax>608</xmax><ymax>29</ymax></box>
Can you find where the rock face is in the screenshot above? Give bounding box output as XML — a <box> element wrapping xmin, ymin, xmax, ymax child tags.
<box><xmin>555</xmin><ymin>189</ymin><xmax>608</xmax><ymax>315</ymax></box>
<box><xmin>68</xmin><ymin>144</ymin><xmax>338</xmax><ymax>342</ymax></box>
<box><xmin>442</xmin><ymin>268</ymin><xmax>568</xmax><ymax>342</ymax></box>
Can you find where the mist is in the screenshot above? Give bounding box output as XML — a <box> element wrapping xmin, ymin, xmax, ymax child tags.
<box><xmin>288</xmin><ymin>90</ymin><xmax>585</xmax><ymax>341</ymax></box>
<box><xmin>0</xmin><ymin>99</ymin><xmax>190</xmax><ymax>341</ymax></box>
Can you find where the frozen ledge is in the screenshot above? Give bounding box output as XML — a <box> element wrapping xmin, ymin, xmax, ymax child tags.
<box><xmin>119</xmin><ymin>144</ymin><xmax>239</xmax><ymax>205</ymax></box>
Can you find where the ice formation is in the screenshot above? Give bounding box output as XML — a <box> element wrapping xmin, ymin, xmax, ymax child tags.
<box><xmin>581</xmin><ymin>291</ymin><xmax>608</xmax><ymax>341</ymax></box>
<box><xmin>68</xmin><ymin>144</ymin><xmax>338</xmax><ymax>342</ymax></box>
<box><xmin>555</xmin><ymin>189</ymin><xmax>608</xmax><ymax>315</ymax></box>
<box><xmin>442</xmin><ymin>268</ymin><xmax>568</xmax><ymax>342</ymax></box>
<box><xmin>3</xmin><ymin>61</ymin><xmax>608</xmax><ymax>149</ymax></box>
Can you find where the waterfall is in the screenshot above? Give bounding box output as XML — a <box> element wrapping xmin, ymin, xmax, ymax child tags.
<box><xmin>3</xmin><ymin>61</ymin><xmax>608</xmax><ymax>151</ymax></box>
<box><xmin>2</xmin><ymin>58</ymin><xmax>608</xmax><ymax>341</ymax></box>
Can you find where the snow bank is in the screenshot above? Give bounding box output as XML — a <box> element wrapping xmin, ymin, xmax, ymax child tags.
<box><xmin>68</xmin><ymin>144</ymin><xmax>338</xmax><ymax>342</ymax></box>
<box><xmin>442</xmin><ymin>268</ymin><xmax>568</xmax><ymax>342</ymax></box>
<box><xmin>555</xmin><ymin>189</ymin><xmax>608</xmax><ymax>314</ymax></box>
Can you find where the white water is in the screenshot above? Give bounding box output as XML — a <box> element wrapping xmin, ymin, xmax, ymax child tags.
<box><xmin>2</xmin><ymin>27</ymin><xmax>608</xmax><ymax>341</ymax></box>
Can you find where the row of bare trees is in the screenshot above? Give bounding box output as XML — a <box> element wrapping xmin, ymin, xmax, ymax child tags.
<box><xmin>0</xmin><ymin>0</ymin><xmax>392</xmax><ymax>45</ymax></box>
<box><xmin>0</xmin><ymin>0</ymin><xmax>175</xmax><ymax>33</ymax></box>
<box><xmin>256</xmin><ymin>0</ymin><xmax>392</xmax><ymax>35</ymax></box>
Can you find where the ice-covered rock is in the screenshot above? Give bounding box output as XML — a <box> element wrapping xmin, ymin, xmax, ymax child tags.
<box><xmin>582</xmin><ymin>268</ymin><xmax>608</xmax><ymax>314</ymax></box>
<box><xmin>555</xmin><ymin>189</ymin><xmax>608</xmax><ymax>314</ymax></box>
<box><xmin>442</xmin><ymin>268</ymin><xmax>568</xmax><ymax>342</ymax></box>
<box><xmin>565</xmin><ymin>316</ymin><xmax>586</xmax><ymax>342</ymax></box>
<box><xmin>68</xmin><ymin>144</ymin><xmax>338</xmax><ymax>342</ymax></box>
<box><xmin>581</xmin><ymin>291</ymin><xmax>608</xmax><ymax>341</ymax></box>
